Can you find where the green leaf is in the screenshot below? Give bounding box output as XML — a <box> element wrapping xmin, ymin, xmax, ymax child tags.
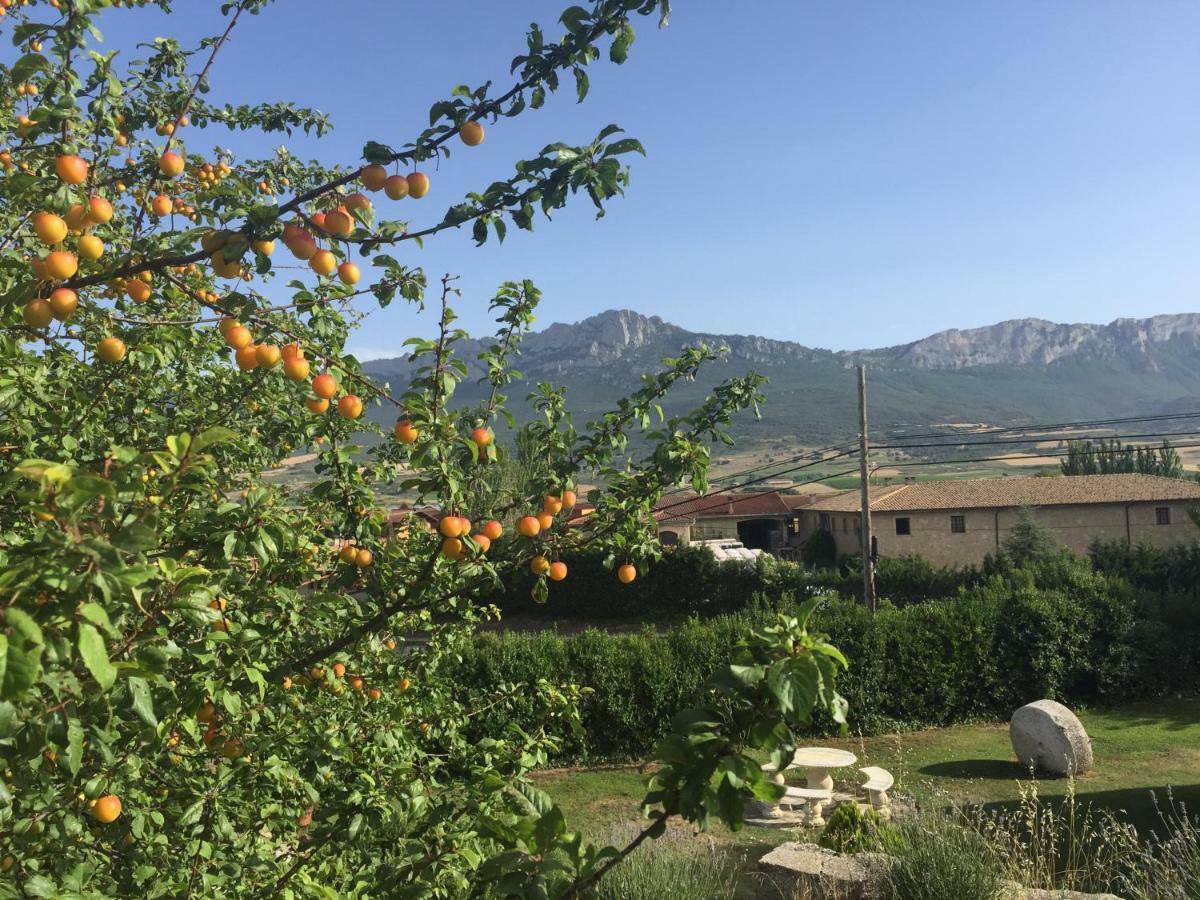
<box><xmin>66</xmin><ymin>716</ymin><xmax>84</xmax><ymax>776</ymax></box>
<box><xmin>559</xmin><ymin>5</ymin><xmax>589</xmax><ymax>33</ymax></box>
<box><xmin>78</xmin><ymin>623</ymin><xmax>117</xmax><ymax>690</ymax></box>
<box><xmin>128</xmin><ymin>677</ymin><xmax>157</xmax><ymax>727</ymax></box>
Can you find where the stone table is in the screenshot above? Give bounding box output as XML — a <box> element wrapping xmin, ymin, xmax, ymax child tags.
<box><xmin>791</xmin><ymin>747</ymin><xmax>858</xmax><ymax>792</ymax></box>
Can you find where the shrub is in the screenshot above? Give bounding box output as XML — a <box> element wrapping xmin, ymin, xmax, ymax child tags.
<box><xmin>820</xmin><ymin>801</ymin><xmax>883</xmax><ymax>854</ymax></box>
<box><xmin>801</xmin><ymin>529</ymin><xmax>837</xmax><ymax>569</ymax></box>
<box><xmin>449</xmin><ymin>553</ymin><xmax>1200</xmax><ymax>761</ymax></box>
<box><xmin>595</xmin><ymin>827</ymin><xmax>741</xmax><ymax>900</ymax></box>
<box><xmin>876</xmin><ymin>810</ymin><xmax>1004</xmax><ymax>900</ymax></box>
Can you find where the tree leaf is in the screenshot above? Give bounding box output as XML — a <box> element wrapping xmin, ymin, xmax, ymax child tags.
<box><xmin>128</xmin><ymin>676</ymin><xmax>157</xmax><ymax>727</ymax></box>
<box><xmin>78</xmin><ymin>623</ymin><xmax>117</xmax><ymax>690</ymax></box>
<box><xmin>66</xmin><ymin>715</ymin><xmax>84</xmax><ymax>775</ymax></box>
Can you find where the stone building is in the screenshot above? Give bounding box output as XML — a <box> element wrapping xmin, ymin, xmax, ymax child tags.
<box><xmin>801</xmin><ymin>473</ymin><xmax>1200</xmax><ymax>568</ymax></box>
<box><xmin>653</xmin><ymin>491</ymin><xmax>813</xmax><ymax>554</ymax></box>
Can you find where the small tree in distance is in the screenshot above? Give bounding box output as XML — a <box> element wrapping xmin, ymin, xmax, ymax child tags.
<box><xmin>1003</xmin><ymin>507</ymin><xmax>1059</xmax><ymax>564</ymax></box>
<box><xmin>0</xmin><ymin>1</ymin><xmax>847</xmax><ymax>896</ymax></box>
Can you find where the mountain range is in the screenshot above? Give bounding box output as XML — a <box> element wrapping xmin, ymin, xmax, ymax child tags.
<box><xmin>362</xmin><ymin>310</ymin><xmax>1200</xmax><ymax>444</ymax></box>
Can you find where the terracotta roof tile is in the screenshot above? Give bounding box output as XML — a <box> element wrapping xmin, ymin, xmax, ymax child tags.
<box><xmin>653</xmin><ymin>491</ymin><xmax>811</xmax><ymax>522</ymax></box>
<box><xmin>806</xmin><ymin>474</ymin><xmax>1200</xmax><ymax>513</ymax></box>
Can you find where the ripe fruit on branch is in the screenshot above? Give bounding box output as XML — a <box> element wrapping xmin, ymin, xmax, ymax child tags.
<box><xmin>562</xmin><ymin>489</ymin><xmax>577</xmax><ymax>509</ymax></box>
<box><xmin>22</xmin><ymin>298</ymin><xmax>52</xmax><ymax>328</ymax></box>
<box><xmin>211</xmin><ymin>249</ymin><xmax>243</xmax><ymax>278</ymax></box>
<box><xmin>361</xmin><ymin>164</ymin><xmax>388</xmax><ymax>191</ymax></box>
<box><xmin>471</xmin><ymin>533</ymin><xmax>491</xmax><ymax>553</ymax></box>
<box><xmin>252</xmin><ymin>239</ymin><xmax>275</xmax><ymax>256</ymax></box>
<box><xmin>151</xmin><ymin>194</ymin><xmax>173</xmax><ymax>217</ymax></box>
<box><xmin>311</xmin><ymin>373</ymin><xmax>337</xmax><ymax>399</ymax></box>
<box><xmin>43</xmin><ymin>251</ymin><xmax>78</xmax><ymax>280</ymax></box>
<box><xmin>530</xmin><ymin>555</ymin><xmax>550</xmax><ymax>576</ymax></box>
<box><xmin>255</xmin><ymin>344</ymin><xmax>281</xmax><ymax>367</ymax></box>
<box><xmin>439</xmin><ymin>516</ymin><xmax>468</xmax><ymax>538</ymax></box>
<box><xmin>543</xmin><ymin>495</ymin><xmax>562</xmax><ymax>516</ymax></box>
<box><xmin>338</xmin><ymin>544</ymin><xmax>358</xmax><ymax>564</ymax></box>
<box><xmin>125</xmin><ymin>279</ymin><xmax>151</xmax><ymax>303</ymax></box>
<box><xmin>88</xmin><ymin>196</ymin><xmax>114</xmax><ymax>224</ymax></box>
<box><xmin>617</xmin><ymin>564</ymin><xmax>637</xmax><ymax>584</ymax></box>
<box><xmin>78</xmin><ymin>235</ymin><xmax>104</xmax><ymax>260</ymax></box>
<box><xmin>536</xmin><ymin>512</ymin><xmax>554</xmax><ymax>531</ymax></box>
<box><xmin>48</xmin><ymin>288</ymin><xmax>77</xmax><ymax>320</ymax></box>
<box><xmin>516</xmin><ymin>516</ymin><xmax>541</xmax><ymax>537</ymax></box>
<box><xmin>55</xmin><ymin>154</ymin><xmax>88</xmax><ymax>184</ymax></box>
<box><xmin>383</xmin><ymin>175</ymin><xmax>409</xmax><ymax>200</ymax></box>
<box><xmin>158</xmin><ymin>151</ymin><xmax>184</xmax><ymax>177</ymax></box>
<box><xmin>283</xmin><ymin>356</ymin><xmax>310</xmax><ymax>382</ymax></box>
<box><xmin>32</xmin><ymin>212</ymin><xmax>67</xmax><ymax>245</ymax></box>
<box><xmin>202</xmin><ymin>230</ymin><xmax>230</xmax><ymax>253</ymax></box>
<box><xmin>96</xmin><ymin>337</ymin><xmax>126</xmax><ymax>363</ymax></box>
<box><xmin>93</xmin><ymin>795</ymin><xmax>122</xmax><ymax>824</ymax></box>
<box><xmin>349</xmin><ymin>676</ymin><xmax>364</xmax><ymax>691</ymax></box>
<box><xmin>368</xmin><ymin>687</ymin><xmax>382</xmax><ymax>701</ymax></box>
<box><xmin>282</xmin><ymin>342</ymin><xmax>304</xmax><ymax>360</ymax></box>
<box><xmin>224</xmin><ymin>325</ymin><xmax>252</xmax><ymax>350</ymax></box>
<box><xmin>460</xmin><ymin>121</ymin><xmax>485</xmax><ymax>146</ymax></box>
<box><xmin>324</xmin><ymin>209</ymin><xmax>352</xmax><ymax>237</ymax></box>
<box><xmin>355</xmin><ymin>548</ymin><xmax>373</xmax><ymax>567</ymax></box>
<box><xmin>482</xmin><ymin>520</ymin><xmax>503</xmax><ymax>541</ymax></box>
<box><xmin>337</xmin><ymin>394</ymin><xmax>363</xmax><ymax>419</ymax></box>
<box><xmin>470</xmin><ymin>427</ymin><xmax>492</xmax><ymax>448</ymax></box>
<box><xmin>345</xmin><ymin>192</ymin><xmax>371</xmax><ymax>211</ymax></box>
<box><xmin>406</xmin><ymin>172</ymin><xmax>430</xmax><ymax>198</ymax></box>
<box><xmin>337</xmin><ymin>262</ymin><xmax>360</xmax><ymax>285</ymax></box>
<box><xmin>64</xmin><ymin>204</ymin><xmax>90</xmax><ymax>232</ymax></box>
<box><xmin>441</xmin><ymin>537</ymin><xmax>464</xmax><ymax>559</ymax></box>
<box><xmin>332</xmin><ymin>662</ymin><xmax>347</xmax><ymax>678</ymax></box>
<box><xmin>305</xmin><ymin>397</ymin><xmax>329</xmax><ymax>414</ymax></box>
<box><xmin>309</xmin><ymin>249</ymin><xmax>336</xmax><ymax>276</ymax></box>
<box><xmin>235</xmin><ymin>345</ymin><xmax>259</xmax><ymax>370</ymax></box>
<box><xmin>548</xmin><ymin>561</ymin><xmax>568</xmax><ymax>582</ymax></box>
<box><xmin>393</xmin><ymin>419</ymin><xmax>418</xmax><ymax>443</ymax></box>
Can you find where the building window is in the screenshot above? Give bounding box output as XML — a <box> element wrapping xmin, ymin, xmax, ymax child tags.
<box><xmin>895</xmin><ymin>517</ymin><xmax>911</xmax><ymax>536</ymax></box>
<box><xmin>818</xmin><ymin>513</ymin><xmax>830</xmax><ymax>532</ymax></box>
<box><xmin>1156</xmin><ymin>506</ymin><xmax>1171</xmax><ymax>525</ymax></box>
<box><xmin>950</xmin><ymin>515</ymin><xmax>966</xmax><ymax>534</ymax></box>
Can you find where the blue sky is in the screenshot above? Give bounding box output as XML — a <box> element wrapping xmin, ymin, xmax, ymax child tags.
<box><xmin>91</xmin><ymin>1</ymin><xmax>1199</xmax><ymax>356</ymax></box>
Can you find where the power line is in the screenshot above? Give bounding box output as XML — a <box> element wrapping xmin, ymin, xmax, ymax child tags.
<box><xmin>874</xmin><ymin>441</ymin><xmax>1200</xmax><ymax>473</ymax></box>
<box><xmin>652</xmin><ymin>407</ymin><xmax>1200</xmax><ymax>520</ymax></box>
<box><xmin>675</xmin><ymin>411</ymin><xmax>1200</xmax><ymax>500</ymax></box>
<box><xmin>654</xmin><ymin>428</ymin><xmax>1200</xmax><ymax>521</ymax></box>
<box><xmin>875</xmin><ymin>428</ymin><xmax>1200</xmax><ymax>452</ymax></box>
<box><xmin>877</xmin><ymin>408</ymin><xmax>1200</xmax><ymax>445</ymax></box>
<box><xmin>656</xmin><ymin>466</ymin><xmax>862</xmax><ymax>523</ymax></box>
<box><xmin>658</xmin><ymin>439</ymin><xmax>856</xmax><ymax>497</ymax></box>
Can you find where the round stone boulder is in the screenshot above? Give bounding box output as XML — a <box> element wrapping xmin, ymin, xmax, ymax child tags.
<box><xmin>1010</xmin><ymin>699</ymin><xmax>1094</xmax><ymax>777</ymax></box>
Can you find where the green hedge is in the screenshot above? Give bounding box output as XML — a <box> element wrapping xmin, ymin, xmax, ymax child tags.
<box><xmin>496</xmin><ymin>546</ymin><xmax>975</xmax><ymax>620</ymax></box>
<box><xmin>448</xmin><ymin>553</ymin><xmax>1200</xmax><ymax>761</ymax></box>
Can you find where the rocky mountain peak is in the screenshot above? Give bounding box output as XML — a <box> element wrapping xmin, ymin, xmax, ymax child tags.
<box><xmin>868</xmin><ymin>314</ymin><xmax>1200</xmax><ymax>369</ymax></box>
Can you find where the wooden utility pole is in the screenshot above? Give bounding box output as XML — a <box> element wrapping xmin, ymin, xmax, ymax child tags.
<box><xmin>857</xmin><ymin>365</ymin><xmax>877</xmax><ymax>613</ymax></box>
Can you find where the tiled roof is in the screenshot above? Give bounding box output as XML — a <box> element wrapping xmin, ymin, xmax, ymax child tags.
<box><xmin>654</xmin><ymin>491</ymin><xmax>813</xmax><ymax>523</ymax></box>
<box><xmin>805</xmin><ymin>474</ymin><xmax>1200</xmax><ymax>514</ymax></box>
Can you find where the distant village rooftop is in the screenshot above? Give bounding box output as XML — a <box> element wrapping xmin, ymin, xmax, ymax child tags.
<box><xmin>653</xmin><ymin>490</ymin><xmax>813</xmax><ymax>524</ymax></box>
<box><xmin>808</xmin><ymin>473</ymin><xmax>1200</xmax><ymax>513</ymax></box>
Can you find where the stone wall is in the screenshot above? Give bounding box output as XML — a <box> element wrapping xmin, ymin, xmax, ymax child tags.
<box><xmin>803</xmin><ymin>501</ymin><xmax>1199</xmax><ymax>568</ymax></box>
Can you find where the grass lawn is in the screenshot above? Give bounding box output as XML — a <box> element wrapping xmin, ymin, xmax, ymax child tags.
<box><xmin>535</xmin><ymin>697</ymin><xmax>1200</xmax><ymax>851</ymax></box>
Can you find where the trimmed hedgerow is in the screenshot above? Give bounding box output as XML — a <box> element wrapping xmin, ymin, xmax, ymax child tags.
<box><xmin>448</xmin><ymin>551</ymin><xmax>1200</xmax><ymax>762</ymax></box>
